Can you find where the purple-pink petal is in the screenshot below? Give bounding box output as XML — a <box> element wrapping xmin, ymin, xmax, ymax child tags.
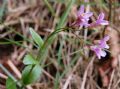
<box><xmin>103</xmin><ymin>35</ymin><xmax>110</xmax><ymax>41</ymax></box>
<box><xmin>98</xmin><ymin>12</ymin><xmax>105</xmax><ymax>20</ymax></box>
<box><xmin>98</xmin><ymin>20</ymin><xmax>109</xmax><ymax>25</ymax></box>
<box><xmin>99</xmin><ymin>36</ymin><xmax>109</xmax><ymax>45</ymax></box>
<box><xmin>77</xmin><ymin>5</ymin><xmax>84</xmax><ymax>17</ymax></box>
<box><xmin>83</xmin><ymin>12</ymin><xmax>93</xmax><ymax>19</ymax></box>
<box><xmin>99</xmin><ymin>36</ymin><xmax>109</xmax><ymax>49</ymax></box>
<box><xmin>91</xmin><ymin>45</ymin><xmax>102</xmax><ymax>59</ymax></box>
<box><xmin>99</xmin><ymin>41</ymin><xmax>109</xmax><ymax>49</ymax></box>
<box><xmin>99</xmin><ymin>50</ymin><xmax>106</xmax><ymax>57</ymax></box>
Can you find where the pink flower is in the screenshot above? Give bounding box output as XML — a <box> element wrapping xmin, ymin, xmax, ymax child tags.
<box><xmin>90</xmin><ymin>36</ymin><xmax>110</xmax><ymax>59</ymax></box>
<box><xmin>90</xmin><ymin>45</ymin><xmax>107</xmax><ymax>59</ymax></box>
<box><xmin>98</xmin><ymin>35</ymin><xmax>110</xmax><ymax>49</ymax></box>
<box><xmin>90</xmin><ymin>13</ymin><xmax>109</xmax><ymax>27</ymax></box>
<box><xmin>72</xmin><ymin>5</ymin><xmax>93</xmax><ymax>27</ymax></box>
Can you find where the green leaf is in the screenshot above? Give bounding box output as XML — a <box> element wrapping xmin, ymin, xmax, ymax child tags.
<box><xmin>29</xmin><ymin>27</ymin><xmax>43</xmax><ymax>48</ymax></box>
<box><xmin>6</xmin><ymin>77</ymin><xmax>16</xmax><ymax>89</ymax></box>
<box><xmin>23</xmin><ymin>54</ymin><xmax>38</xmax><ymax>65</ymax></box>
<box><xmin>22</xmin><ymin>64</ymin><xmax>42</xmax><ymax>85</ymax></box>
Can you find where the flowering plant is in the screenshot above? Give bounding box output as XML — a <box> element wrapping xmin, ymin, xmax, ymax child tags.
<box><xmin>72</xmin><ymin>5</ymin><xmax>110</xmax><ymax>59</ymax></box>
<box><xmin>4</xmin><ymin>3</ymin><xmax>111</xmax><ymax>89</ymax></box>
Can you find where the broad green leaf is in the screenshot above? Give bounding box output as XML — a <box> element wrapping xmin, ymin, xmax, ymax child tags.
<box><xmin>6</xmin><ymin>77</ymin><xmax>16</xmax><ymax>89</ymax></box>
<box><xmin>23</xmin><ymin>54</ymin><xmax>38</xmax><ymax>65</ymax></box>
<box><xmin>22</xmin><ymin>64</ymin><xmax>42</xmax><ymax>85</ymax></box>
<box><xmin>29</xmin><ymin>27</ymin><xmax>43</xmax><ymax>48</ymax></box>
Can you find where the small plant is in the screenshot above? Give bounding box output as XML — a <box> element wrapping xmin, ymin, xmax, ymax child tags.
<box><xmin>6</xmin><ymin>4</ymin><xmax>110</xmax><ymax>89</ymax></box>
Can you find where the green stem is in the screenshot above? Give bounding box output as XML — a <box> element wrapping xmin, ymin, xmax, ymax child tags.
<box><xmin>36</xmin><ymin>27</ymin><xmax>71</xmax><ymax>65</ymax></box>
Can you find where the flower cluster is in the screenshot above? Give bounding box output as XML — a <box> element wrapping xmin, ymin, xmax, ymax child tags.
<box><xmin>73</xmin><ymin>5</ymin><xmax>110</xmax><ymax>59</ymax></box>
<box><xmin>73</xmin><ymin>5</ymin><xmax>109</xmax><ymax>28</ymax></box>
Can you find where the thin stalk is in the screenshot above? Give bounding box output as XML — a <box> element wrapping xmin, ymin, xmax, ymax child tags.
<box><xmin>43</xmin><ymin>0</ymin><xmax>55</xmax><ymax>16</ymax></box>
<box><xmin>102</xmin><ymin>0</ymin><xmax>112</xmax><ymax>37</ymax></box>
